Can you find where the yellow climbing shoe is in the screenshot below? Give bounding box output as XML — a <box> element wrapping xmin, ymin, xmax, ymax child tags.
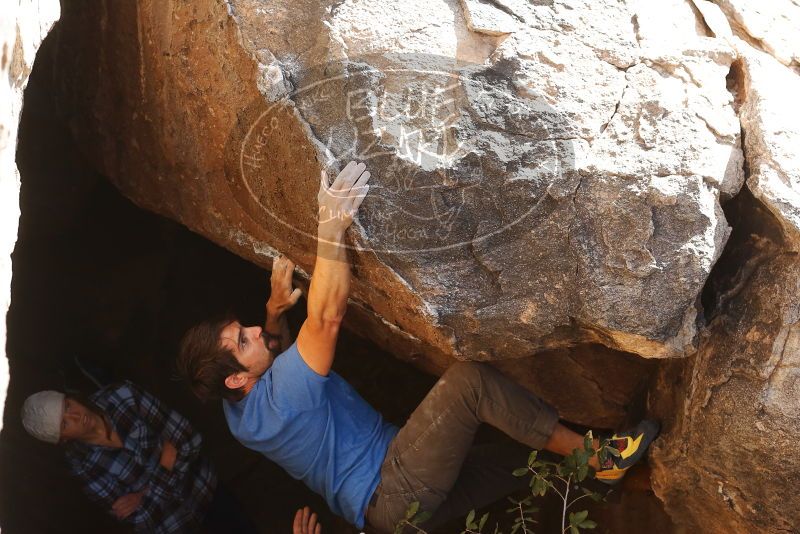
<box><xmin>595</xmin><ymin>419</ymin><xmax>660</xmax><ymax>485</ymax></box>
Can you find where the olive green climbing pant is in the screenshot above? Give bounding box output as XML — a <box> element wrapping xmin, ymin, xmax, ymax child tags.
<box><xmin>365</xmin><ymin>361</ymin><xmax>559</xmax><ymax>533</ymax></box>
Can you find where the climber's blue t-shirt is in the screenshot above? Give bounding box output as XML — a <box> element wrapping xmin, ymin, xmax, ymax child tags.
<box><xmin>223</xmin><ymin>341</ymin><xmax>398</xmax><ymax>529</ymax></box>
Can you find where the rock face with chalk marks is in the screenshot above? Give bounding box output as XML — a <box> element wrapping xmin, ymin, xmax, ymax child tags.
<box><xmin>53</xmin><ymin>0</ymin><xmax>745</xmax><ymax>364</ymax></box>
<box><xmin>16</xmin><ymin>0</ymin><xmax>800</xmax><ymax>531</ymax></box>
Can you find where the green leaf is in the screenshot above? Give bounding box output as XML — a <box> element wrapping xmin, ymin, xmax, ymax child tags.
<box><xmin>479</xmin><ymin>512</ymin><xmax>489</xmax><ymax>530</ymax></box>
<box><xmin>414</xmin><ymin>511</ymin><xmax>432</xmax><ymax>524</ymax></box>
<box><xmin>581</xmin><ymin>487</ymin><xmax>603</xmax><ymax>502</ymax></box>
<box><xmin>532</xmin><ymin>477</ymin><xmax>547</xmax><ymax>496</ymax></box>
<box><xmin>572</xmin><ymin>510</ymin><xmax>589</xmax><ymax>524</ymax></box>
<box><xmin>406</xmin><ymin>501</ymin><xmax>420</xmax><ymax>519</ymax></box>
<box><xmin>570</xmin><ymin>525</ymin><xmax>580</xmax><ymax>534</ymax></box>
<box><xmin>580</xmin><ymin>519</ymin><xmax>597</xmax><ymax>529</ymax></box>
<box><xmin>466</xmin><ymin>510</ymin><xmax>476</xmax><ymax>528</ymax></box>
<box><xmin>607</xmin><ymin>446</ymin><xmax>621</xmax><ymax>457</ymax></box>
<box><xmin>577</xmin><ymin>465</ymin><xmax>589</xmax><ymax>482</ymax></box>
<box><xmin>512</xmin><ymin>467</ymin><xmax>529</xmax><ymax>477</ymax></box>
<box><xmin>565</xmin><ymin>455</ymin><xmax>577</xmax><ymax>470</ymax></box>
<box><xmin>528</xmin><ymin>450</ymin><xmax>538</xmax><ymax>465</ymax></box>
<box><xmin>510</xmin><ymin>523</ymin><xmax>521</xmax><ymax>534</ymax></box>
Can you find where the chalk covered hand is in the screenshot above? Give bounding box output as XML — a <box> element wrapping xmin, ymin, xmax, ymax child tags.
<box><xmin>317</xmin><ymin>161</ymin><xmax>370</xmax><ymax>239</ymax></box>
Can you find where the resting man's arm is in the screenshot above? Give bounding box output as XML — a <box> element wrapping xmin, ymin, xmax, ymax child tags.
<box><xmin>296</xmin><ymin>161</ymin><xmax>371</xmax><ymax>376</ymax></box>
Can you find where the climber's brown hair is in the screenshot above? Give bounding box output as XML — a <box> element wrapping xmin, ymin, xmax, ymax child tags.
<box><xmin>176</xmin><ymin>313</ymin><xmax>248</xmax><ymax>402</ymax></box>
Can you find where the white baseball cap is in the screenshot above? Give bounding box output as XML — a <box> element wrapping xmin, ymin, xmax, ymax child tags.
<box><xmin>21</xmin><ymin>391</ymin><xmax>65</xmax><ymax>444</ymax></box>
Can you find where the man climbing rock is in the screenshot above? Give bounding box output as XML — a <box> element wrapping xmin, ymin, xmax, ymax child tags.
<box><xmin>176</xmin><ymin>160</ymin><xmax>659</xmax><ymax>532</ymax></box>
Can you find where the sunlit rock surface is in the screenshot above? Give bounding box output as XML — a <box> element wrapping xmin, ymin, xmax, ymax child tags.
<box><xmin>712</xmin><ymin>0</ymin><xmax>800</xmax><ymax>68</ymax></box>
<box><xmin>0</xmin><ymin>0</ymin><xmax>60</xmax><ymax>430</ymax></box>
<box><xmin>738</xmin><ymin>47</ymin><xmax>800</xmax><ymax>250</ymax></box>
<box><xmin>645</xmin><ymin>3</ymin><xmax>800</xmax><ymax>531</ymax></box>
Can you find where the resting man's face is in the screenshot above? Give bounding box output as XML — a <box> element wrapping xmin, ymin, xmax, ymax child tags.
<box><xmin>219</xmin><ymin>320</ymin><xmax>276</xmax><ymax>380</ymax></box>
<box><xmin>60</xmin><ymin>398</ymin><xmax>103</xmax><ymax>443</ymax></box>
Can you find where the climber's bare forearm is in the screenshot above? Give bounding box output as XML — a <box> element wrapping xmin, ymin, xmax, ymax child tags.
<box><xmin>265</xmin><ymin>304</ymin><xmax>292</xmax><ymax>352</ymax></box>
<box><xmin>297</xmin><ymin>162</ymin><xmax>370</xmax><ymax>376</ymax></box>
<box><xmin>311</xmin><ymin>226</ymin><xmax>350</xmax><ymax>322</ymax></box>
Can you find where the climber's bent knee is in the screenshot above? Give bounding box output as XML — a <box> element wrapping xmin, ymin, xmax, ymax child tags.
<box><xmin>441</xmin><ymin>360</ymin><xmax>488</xmax><ymax>388</ymax></box>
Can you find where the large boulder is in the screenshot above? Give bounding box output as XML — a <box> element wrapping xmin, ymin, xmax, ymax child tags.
<box><xmin>53</xmin><ymin>0</ymin><xmax>742</xmax><ymax>365</ymax></box>
<box><xmin>0</xmin><ymin>0</ymin><xmax>60</xmax><ymax>428</ymax></box>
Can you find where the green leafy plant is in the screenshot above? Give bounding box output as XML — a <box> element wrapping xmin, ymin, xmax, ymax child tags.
<box><xmin>394</xmin><ymin>500</ymin><xmax>433</xmax><ymax>534</ymax></box>
<box><xmin>505</xmin><ymin>494</ymin><xmax>537</xmax><ymax>534</ymax></box>
<box><xmin>396</xmin><ymin>432</ymin><xmax>614</xmax><ymax>534</ymax></box>
<box><xmin>461</xmin><ymin>509</ymin><xmax>492</xmax><ymax>534</ymax></box>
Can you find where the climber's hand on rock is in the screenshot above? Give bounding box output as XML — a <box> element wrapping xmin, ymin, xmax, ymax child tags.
<box><xmin>267</xmin><ymin>254</ymin><xmax>302</xmax><ymax>315</ymax></box>
<box><xmin>317</xmin><ymin>161</ymin><xmax>370</xmax><ymax>239</ymax></box>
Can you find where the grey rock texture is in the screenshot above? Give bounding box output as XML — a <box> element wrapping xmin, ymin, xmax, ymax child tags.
<box><xmin>0</xmin><ymin>0</ymin><xmax>60</xmax><ymax>429</ymax></box>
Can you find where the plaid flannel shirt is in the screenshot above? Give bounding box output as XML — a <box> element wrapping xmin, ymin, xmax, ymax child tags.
<box><xmin>65</xmin><ymin>381</ymin><xmax>216</xmax><ymax>533</ymax></box>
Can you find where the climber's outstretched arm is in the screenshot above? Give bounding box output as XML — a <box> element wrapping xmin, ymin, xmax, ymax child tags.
<box><xmin>296</xmin><ymin>161</ymin><xmax>370</xmax><ymax>376</ymax></box>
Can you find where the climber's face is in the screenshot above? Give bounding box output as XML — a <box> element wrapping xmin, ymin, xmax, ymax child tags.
<box><xmin>219</xmin><ymin>320</ymin><xmax>276</xmax><ymax>391</ymax></box>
